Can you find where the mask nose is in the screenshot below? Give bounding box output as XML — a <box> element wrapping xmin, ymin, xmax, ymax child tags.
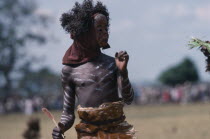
<box><xmin>103</xmin><ymin>31</ymin><xmax>109</xmax><ymax>40</ymax></box>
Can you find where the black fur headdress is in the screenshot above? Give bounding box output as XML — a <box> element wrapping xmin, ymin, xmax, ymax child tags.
<box><xmin>60</xmin><ymin>0</ymin><xmax>110</xmax><ymax>39</ymax></box>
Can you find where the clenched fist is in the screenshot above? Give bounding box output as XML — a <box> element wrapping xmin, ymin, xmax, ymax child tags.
<box><xmin>115</xmin><ymin>51</ymin><xmax>129</xmax><ymax>73</ymax></box>
<box><xmin>52</xmin><ymin>122</ymin><xmax>65</xmax><ymax>139</ymax></box>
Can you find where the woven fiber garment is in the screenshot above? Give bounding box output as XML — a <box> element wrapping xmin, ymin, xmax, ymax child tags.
<box><xmin>75</xmin><ymin>101</ymin><xmax>136</xmax><ymax>139</ymax></box>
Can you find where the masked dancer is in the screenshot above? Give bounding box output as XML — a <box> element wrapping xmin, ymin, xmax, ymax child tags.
<box><xmin>52</xmin><ymin>0</ymin><xmax>135</xmax><ymax>138</ymax></box>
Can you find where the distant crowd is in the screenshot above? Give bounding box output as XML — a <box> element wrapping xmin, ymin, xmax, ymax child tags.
<box><xmin>0</xmin><ymin>82</ymin><xmax>210</xmax><ymax>114</ymax></box>
<box><xmin>134</xmin><ymin>82</ymin><xmax>210</xmax><ymax>105</ymax></box>
<box><xmin>0</xmin><ymin>95</ymin><xmax>63</xmax><ymax>115</ymax></box>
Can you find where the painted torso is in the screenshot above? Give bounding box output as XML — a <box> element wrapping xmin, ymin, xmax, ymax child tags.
<box><xmin>64</xmin><ymin>53</ymin><xmax>120</xmax><ymax>107</ymax></box>
<box><xmin>60</xmin><ymin>53</ymin><xmax>133</xmax><ymax>131</ymax></box>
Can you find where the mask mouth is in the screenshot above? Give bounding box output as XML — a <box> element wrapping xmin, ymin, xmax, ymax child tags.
<box><xmin>103</xmin><ymin>36</ymin><xmax>109</xmax><ymax>43</ymax></box>
<box><xmin>101</xmin><ymin>43</ymin><xmax>110</xmax><ymax>50</ymax></box>
<box><xmin>104</xmin><ymin>38</ymin><xmax>108</xmax><ymax>43</ymax></box>
<box><xmin>102</xmin><ymin>39</ymin><xmax>108</xmax><ymax>44</ymax></box>
<box><xmin>98</xmin><ymin>36</ymin><xmax>108</xmax><ymax>46</ymax></box>
<box><xmin>99</xmin><ymin>40</ymin><xmax>108</xmax><ymax>48</ymax></box>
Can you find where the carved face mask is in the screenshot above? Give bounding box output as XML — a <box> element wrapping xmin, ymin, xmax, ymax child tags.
<box><xmin>94</xmin><ymin>14</ymin><xmax>109</xmax><ymax>49</ymax></box>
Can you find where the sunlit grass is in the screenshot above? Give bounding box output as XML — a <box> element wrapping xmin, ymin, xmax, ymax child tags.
<box><xmin>0</xmin><ymin>103</ymin><xmax>210</xmax><ymax>139</ymax></box>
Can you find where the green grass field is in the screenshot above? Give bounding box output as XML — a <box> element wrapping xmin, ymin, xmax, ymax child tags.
<box><xmin>0</xmin><ymin>103</ymin><xmax>210</xmax><ymax>139</ymax></box>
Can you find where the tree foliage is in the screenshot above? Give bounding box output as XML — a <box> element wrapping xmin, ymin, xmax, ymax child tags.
<box><xmin>18</xmin><ymin>67</ymin><xmax>61</xmax><ymax>97</ymax></box>
<box><xmin>158</xmin><ymin>58</ymin><xmax>199</xmax><ymax>86</ymax></box>
<box><xmin>0</xmin><ymin>0</ymin><xmax>49</xmax><ymax>95</ymax></box>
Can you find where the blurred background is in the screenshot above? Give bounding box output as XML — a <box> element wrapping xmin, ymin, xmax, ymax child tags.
<box><xmin>0</xmin><ymin>0</ymin><xmax>210</xmax><ymax>139</ymax></box>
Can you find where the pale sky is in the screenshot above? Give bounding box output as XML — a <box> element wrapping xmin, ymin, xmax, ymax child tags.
<box><xmin>31</xmin><ymin>0</ymin><xmax>210</xmax><ymax>82</ymax></box>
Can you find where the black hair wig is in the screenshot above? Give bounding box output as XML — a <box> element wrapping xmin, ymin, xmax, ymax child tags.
<box><xmin>60</xmin><ymin>0</ymin><xmax>110</xmax><ymax>39</ymax></box>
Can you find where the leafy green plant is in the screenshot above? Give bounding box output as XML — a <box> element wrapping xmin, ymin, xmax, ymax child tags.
<box><xmin>188</xmin><ymin>37</ymin><xmax>210</xmax><ymax>53</ymax></box>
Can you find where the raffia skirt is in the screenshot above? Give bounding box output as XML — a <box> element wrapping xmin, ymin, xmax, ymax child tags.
<box><xmin>75</xmin><ymin>101</ymin><xmax>136</xmax><ymax>139</ymax></box>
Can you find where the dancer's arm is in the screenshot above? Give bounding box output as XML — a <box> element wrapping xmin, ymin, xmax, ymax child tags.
<box><xmin>116</xmin><ymin>51</ymin><xmax>134</xmax><ymax>104</ymax></box>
